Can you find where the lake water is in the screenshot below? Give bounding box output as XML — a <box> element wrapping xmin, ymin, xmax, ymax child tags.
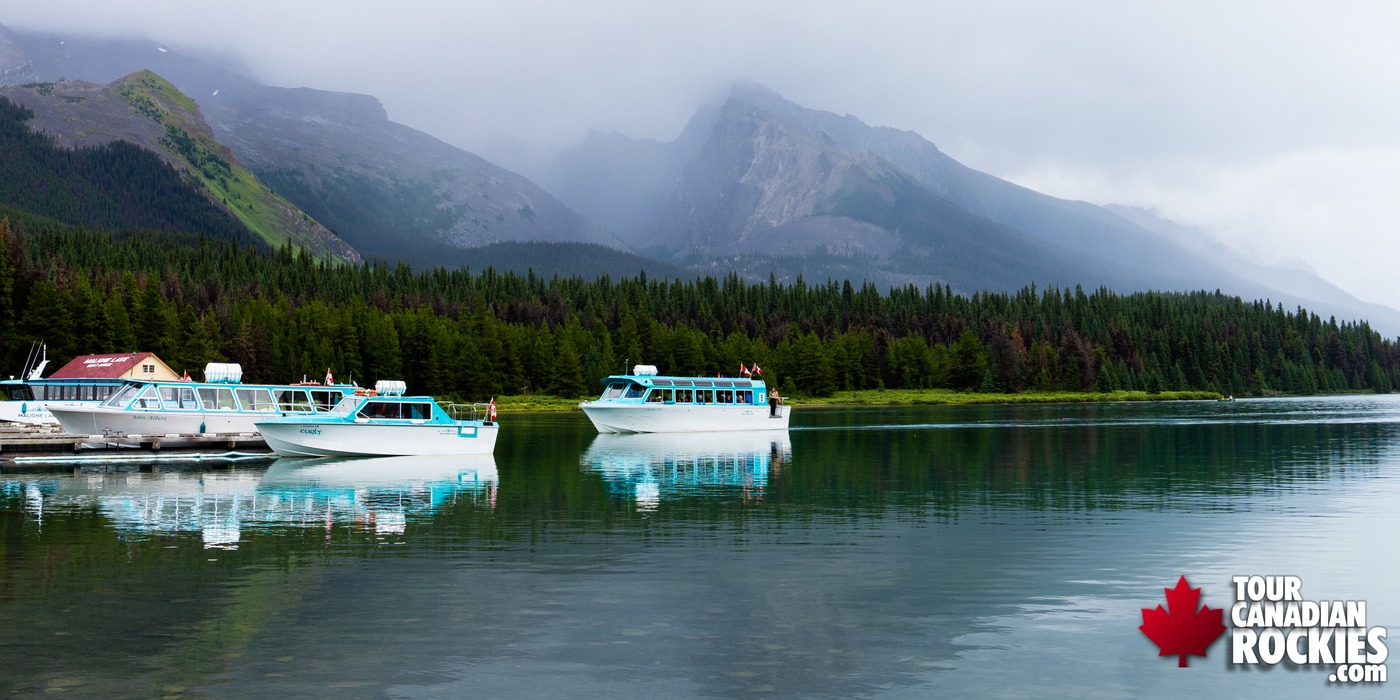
<box><xmin>1</xmin><ymin>396</ymin><xmax>1396</xmax><ymax>698</ymax></box>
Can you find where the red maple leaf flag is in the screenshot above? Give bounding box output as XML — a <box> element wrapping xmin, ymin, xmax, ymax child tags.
<box><xmin>1139</xmin><ymin>576</ymin><xmax>1227</xmax><ymax>667</ymax></box>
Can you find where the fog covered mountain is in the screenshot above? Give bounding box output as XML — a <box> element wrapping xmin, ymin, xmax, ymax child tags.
<box><xmin>3</xmin><ymin>27</ymin><xmax>631</xmax><ymax>270</ymax></box>
<box><xmin>544</xmin><ymin>84</ymin><xmax>1400</xmax><ymax>333</ymax></box>
<box><xmin>4</xmin><ymin>22</ymin><xmax>1398</xmax><ymax>334</ymax></box>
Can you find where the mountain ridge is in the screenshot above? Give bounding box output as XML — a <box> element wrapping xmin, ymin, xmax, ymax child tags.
<box><xmin>4</xmin><ymin>24</ymin><xmax>1398</xmax><ymax>335</ymax></box>
<box><xmin>2</xmin><ymin>27</ymin><xmax>631</xmax><ymax>269</ymax></box>
<box><xmin>0</xmin><ymin>71</ymin><xmax>360</xmax><ymax>262</ymax></box>
<box><xmin>544</xmin><ymin>83</ymin><xmax>1400</xmax><ymax>335</ymax></box>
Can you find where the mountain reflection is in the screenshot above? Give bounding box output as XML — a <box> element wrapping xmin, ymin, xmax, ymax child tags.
<box><xmin>2</xmin><ymin>454</ymin><xmax>498</xmax><ymax>548</ymax></box>
<box><xmin>580</xmin><ymin>431</ymin><xmax>791</xmax><ymax>508</ymax></box>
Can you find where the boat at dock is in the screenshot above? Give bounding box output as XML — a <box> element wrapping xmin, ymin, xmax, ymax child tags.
<box><xmin>0</xmin><ymin>346</ymin><xmax>125</xmax><ymax>425</ymax></box>
<box><xmin>254</xmin><ymin>381</ymin><xmax>498</xmax><ymax>457</ymax></box>
<box><xmin>579</xmin><ymin>364</ymin><xmax>790</xmax><ymax>433</ymax></box>
<box><xmin>46</xmin><ymin>363</ymin><xmax>356</xmax><ymax>437</ymax></box>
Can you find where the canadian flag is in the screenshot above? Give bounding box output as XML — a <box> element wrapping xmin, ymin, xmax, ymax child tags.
<box><xmin>181</xmin><ymin>370</ymin><xmax>191</xmax><ymax>381</ymax></box>
<box><xmin>740</xmin><ymin>364</ymin><xmax>752</xmax><ymax>377</ymax></box>
<box><xmin>325</xmin><ymin>368</ymin><xmax>334</xmax><ymax>385</ymax></box>
<box><xmin>752</xmin><ymin>364</ymin><xmax>762</xmax><ymax>376</ymax></box>
<box><xmin>488</xmin><ymin>397</ymin><xmax>497</xmax><ymax>422</ymax></box>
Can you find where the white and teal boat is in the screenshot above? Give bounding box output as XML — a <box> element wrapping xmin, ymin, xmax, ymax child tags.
<box><xmin>579</xmin><ymin>364</ymin><xmax>790</xmax><ymax>434</ymax></box>
<box><xmin>0</xmin><ymin>345</ymin><xmax>125</xmax><ymax>425</ymax></box>
<box><xmin>255</xmin><ymin>381</ymin><xmax>498</xmax><ymax>457</ymax></box>
<box><xmin>47</xmin><ymin>363</ymin><xmax>356</xmax><ymax>436</ymax></box>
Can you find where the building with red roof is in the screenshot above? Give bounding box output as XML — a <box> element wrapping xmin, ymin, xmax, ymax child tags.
<box><xmin>46</xmin><ymin>352</ymin><xmax>180</xmax><ymax>381</ymax></box>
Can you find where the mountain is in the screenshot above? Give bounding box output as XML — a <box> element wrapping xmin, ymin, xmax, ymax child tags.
<box><xmin>1104</xmin><ymin>205</ymin><xmax>1400</xmax><ymax>333</ymax></box>
<box><xmin>4</xmin><ymin>28</ymin><xmax>631</xmax><ymax>271</ymax></box>
<box><xmin>0</xmin><ymin>25</ymin><xmax>37</xmax><ymax>85</ymax></box>
<box><xmin>0</xmin><ymin>71</ymin><xmax>358</xmax><ymax>262</ymax></box>
<box><xmin>546</xmin><ymin>84</ymin><xmax>1400</xmax><ymax>333</ymax></box>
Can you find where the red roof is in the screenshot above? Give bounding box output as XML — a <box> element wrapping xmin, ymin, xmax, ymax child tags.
<box><xmin>47</xmin><ymin>352</ymin><xmax>156</xmax><ymax>379</ymax></box>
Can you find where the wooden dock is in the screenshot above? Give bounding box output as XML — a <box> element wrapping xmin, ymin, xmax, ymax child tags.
<box><xmin>1</xmin><ymin>423</ymin><xmax>269</xmax><ymax>460</ymax></box>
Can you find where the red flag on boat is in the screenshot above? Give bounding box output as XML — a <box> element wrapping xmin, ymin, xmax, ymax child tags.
<box><xmin>752</xmin><ymin>364</ymin><xmax>762</xmax><ymax>376</ymax></box>
<box><xmin>181</xmin><ymin>370</ymin><xmax>190</xmax><ymax>381</ymax></box>
<box><xmin>741</xmin><ymin>364</ymin><xmax>752</xmax><ymax>377</ymax></box>
<box><xmin>488</xmin><ymin>398</ymin><xmax>497</xmax><ymax>422</ymax></box>
<box><xmin>325</xmin><ymin>368</ymin><xmax>334</xmax><ymax>385</ymax></box>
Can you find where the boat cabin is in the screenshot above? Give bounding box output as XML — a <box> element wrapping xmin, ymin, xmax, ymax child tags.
<box><xmin>100</xmin><ymin>380</ymin><xmax>348</xmax><ymax>413</ymax></box>
<box><xmin>597</xmin><ymin>375</ymin><xmax>769</xmax><ymax>407</ymax></box>
<box><xmin>328</xmin><ymin>395</ymin><xmax>442</xmax><ymax>423</ymax></box>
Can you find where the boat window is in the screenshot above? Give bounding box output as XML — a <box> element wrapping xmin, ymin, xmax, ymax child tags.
<box><xmin>673</xmin><ymin>379</ymin><xmax>694</xmax><ymax>387</ymax></box>
<box><xmin>236</xmin><ymin>388</ymin><xmax>278</xmax><ymax>413</ymax></box>
<box><xmin>738</xmin><ymin>390</ymin><xmax>753</xmax><ymax>404</ymax></box>
<box><xmin>404</xmin><ymin>402</ymin><xmax>431</xmax><ymax>420</ymax></box>
<box><xmin>5</xmin><ymin>386</ymin><xmax>34</xmax><ymax>401</ymax></box>
<box><xmin>159</xmin><ymin>386</ymin><xmax>199</xmax><ymax>410</ymax></box>
<box><xmin>674</xmin><ymin>389</ymin><xmax>693</xmax><ymax>403</ymax></box>
<box><xmin>623</xmin><ymin>384</ymin><xmax>646</xmax><ymax>399</ymax></box>
<box><xmin>276</xmin><ymin>389</ymin><xmax>315</xmax><ymax>412</ymax></box>
<box><xmin>601</xmin><ymin>382</ymin><xmax>628</xmax><ymax>399</ymax></box>
<box><xmin>717</xmin><ymin>390</ymin><xmax>734</xmax><ymax>403</ymax></box>
<box><xmin>646</xmin><ymin>389</ymin><xmax>670</xmax><ymax>403</ymax></box>
<box><xmin>309</xmin><ymin>390</ymin><xmax>342</xmax><ymax>411</ymax></box>
<box><xmin>360</xmin><ymin>401</ymin><xmax>403</xmax><ymax>419</ymax></box>
<box><xmin>197</xmin><ymin>387</ymin><xmax>238</xmax><ymax>411</ymax></box>
<box><xmin>696</xmin><ymin>390</ymin><xmax>712</xmax><ymax>404</ymax></box>
<box><xmin>329</xmin><ymin>396</ymin><xmax>359</xmax><ymax>416</ymax></box>
<box><xmin>102</xmin><ymin>384</ymin><xmax>142</xmax><ymax>407</ymax></box>
<box><xmin>131</xmin><ymin>385</ymin><xmax>162</xmax><ymax>410</ymax></box>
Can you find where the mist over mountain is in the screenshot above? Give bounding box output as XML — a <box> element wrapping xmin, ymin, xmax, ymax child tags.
<box><xmin>4</xmin><ymin>27</ymin><xmax>630</xmax><ymax>271</ymax></box>
<box><xmin>3</xmin><ymin>23</ymin><xmax>1397</xmax><ymax>335</ymax></box>
<box><xmin>545</xmin><ymin>84</ymin><xmax>1400</xmax><ymax>334</ymax></box>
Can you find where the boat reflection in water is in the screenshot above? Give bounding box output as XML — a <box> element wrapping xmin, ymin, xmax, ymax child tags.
<box><xmin>1</xmin><ymin>454</ymin><xmax>497</xmax><ymax>548</ymax></box>
<box><xmin>258</xmin><ymin>454</ymin><xmax>498</xmax><ymax>535</ymax></box>
<box><xmin>580</xmin><ymin>430</ymin><xmax>791</xmax><ymax>509</ymax></box>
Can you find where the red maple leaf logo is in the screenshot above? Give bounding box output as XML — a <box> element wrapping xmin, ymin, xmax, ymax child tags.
<box><xmin>1139</xmin><ymin>576</ymin><xmax>1227</xmax><ymax>667</ymax></box>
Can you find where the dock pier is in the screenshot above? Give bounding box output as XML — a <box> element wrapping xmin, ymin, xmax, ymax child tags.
<box><xmin>1</xmin><ymin>424</ymin><xmax>268</xmax><ymax>461</ymax></box>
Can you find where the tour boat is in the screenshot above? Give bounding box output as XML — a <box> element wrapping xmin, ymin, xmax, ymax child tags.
<box><xmin>0</xmin><ymin>346</ymin><xmax>125</xmax><ymax>424</ymax></box>
<box><xmin>578</xmin><ymin>364</ymin><xmax>790</xmax><ymax>434</ymax></box>
<box><xmin>254</xmin><ymin>381</ymin><xmax>498</xmax><ymax>457</ymax></box>
<box><xmin>47</xmin><ymin>363</ymin><xmax>356</xmax><ymax>436</ymax></box>
<box><xmin>1</xmin><ymin>375</ymin><xmax>126</xmax><ymax>425</ymax></box>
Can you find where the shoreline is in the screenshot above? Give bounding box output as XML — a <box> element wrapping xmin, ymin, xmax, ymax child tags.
<box><xmin>486</xmin><ymin>389</ymin><xmax>1226</xmax><ymax>413</ymax></box>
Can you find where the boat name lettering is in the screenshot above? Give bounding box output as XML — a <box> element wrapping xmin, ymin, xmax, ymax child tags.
<box><xmin>299</xmin><ymin>427</ymin><xmax>322</xmax><ymax>435</ymax></box>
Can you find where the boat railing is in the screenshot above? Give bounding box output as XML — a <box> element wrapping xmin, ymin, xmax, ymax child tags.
<box><xmin>443</xmin><ymin>402</ymin><xmax>493</xmax><ymax>422</ymax></box>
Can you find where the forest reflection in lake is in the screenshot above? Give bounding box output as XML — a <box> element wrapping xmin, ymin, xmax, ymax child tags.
<box><xmin>1</xmin><ymin>396</ymin><xmax>1396</xmax><ymax>698</ymax></box>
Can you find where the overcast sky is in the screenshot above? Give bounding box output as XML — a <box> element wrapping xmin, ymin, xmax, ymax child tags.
<box><xmin>10</xmin><ymin>2</ymin><xmax>1400</xmax><ymax>309</ymax></box>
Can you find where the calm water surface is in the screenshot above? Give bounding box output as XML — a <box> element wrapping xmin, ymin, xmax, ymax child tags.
<box><xmin>2</xmin><ymin>396</ymin><xmax>1397</xmax><ymax>698</ymax></box>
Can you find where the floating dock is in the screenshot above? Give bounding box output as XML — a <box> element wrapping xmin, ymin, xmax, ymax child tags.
<box><xmin>1</xmin><ymin>423</ymin><xmax>269</xmax><ymax>462</ymax></box>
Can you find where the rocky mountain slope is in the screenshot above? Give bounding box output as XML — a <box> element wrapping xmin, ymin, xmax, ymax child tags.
<box><xmin>0</xmin><ymin>71</ymin><xmax>359</xmax><ymax>262</ymax></box>
<box><xmin>4</xmin><ymin>28</ymin><xmax>629</xmax><ymax>269</ymax></box>
<box><xmin>545</xmin><ymin>84</ymin><xmax>1400</xmax><ymax>332</ymax></box>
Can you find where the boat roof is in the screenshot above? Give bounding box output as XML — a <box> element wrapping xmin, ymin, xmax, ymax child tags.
<box><xmin>112</xmin><ymin>377</ymin><xmax>356</xmax><ymax>391</ymax></box>
<box><xmin>601</xmin><ymin>374</ymin><xmax>766</xmax><ymax>389</ymax></box>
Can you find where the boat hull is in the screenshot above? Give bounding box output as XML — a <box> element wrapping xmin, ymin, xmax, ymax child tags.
<box><xmin>48</xmin><ymin>405</ymin><xmax>265</xmax><ymax>436</ymax></box>
<box><xmin>0</xmin><ymin>401</ymin><xmax>64</xmax><ymax>424</ymax></box>
<box><xmin>579</xmin><ymin>402</ymin><xmax>790</xmax><ymax>434</ymax></box>
<box><xmin>257</xmin><ymin>421</ymin><xmax>499</xmax><ymax>457</ymax></box>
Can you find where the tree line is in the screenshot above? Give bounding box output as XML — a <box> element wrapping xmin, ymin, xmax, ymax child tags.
<box><xmin>2</xmin><ymin>220</ymin><xmax>1397</xmax><ymax>400</ymax></box>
